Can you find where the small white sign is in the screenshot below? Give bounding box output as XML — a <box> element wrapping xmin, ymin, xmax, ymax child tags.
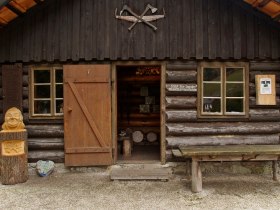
<box><xmin>260</xmin><ymin>78</ymin><xmax>272</xmax><ymax>95</ymax></box>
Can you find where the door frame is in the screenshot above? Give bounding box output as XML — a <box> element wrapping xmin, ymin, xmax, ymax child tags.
<box><xmin>112</xmin><ymin>61</ymin><xmax>166</xmax><ymax>164</ymax></box>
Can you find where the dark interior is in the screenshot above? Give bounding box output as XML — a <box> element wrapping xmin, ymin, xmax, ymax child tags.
<box><xmin>117</xmin><ymin>65</ymin><xmax>161</xmax><ymax>162</ymax></box>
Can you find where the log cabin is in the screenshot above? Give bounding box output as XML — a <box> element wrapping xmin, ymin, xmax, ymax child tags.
<box><xmin>0</xmin><ymin>0</ymin><xmax>280</xmax><ymax>168</ymax></box>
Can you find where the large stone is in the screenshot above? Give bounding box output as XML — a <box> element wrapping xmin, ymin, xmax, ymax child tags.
<box><xmin>36</xmin><ymin>160</ymin><xmax>55</xmax><ymax>177</ymax></box>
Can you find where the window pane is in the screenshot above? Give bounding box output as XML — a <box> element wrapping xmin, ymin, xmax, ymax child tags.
<box><xmin>56</xmin><ymin>69</ymin><xmax>63</xmax><ymax>83</ymax></box>
<box><xmin>34</xmin><ymin>70</ymin><xmax>50</xmax><ymax>83</ymax></box>
<box><xmin>226</xmin><ymin>83</ymin><xmax>244</xmax><ymax>97</ymax></box>
<box><xmin>203</xmin><ymin>68</ymin><xmax>221</xmax><ymax>81</ymax></box>
<box><xmin>56</xmin><ymin>100</ymin><xmax>64</xmax><ymax>114</ymax></box>
<box><xmin>56</xmin><ymin>84</ymin><xmax>63</xmax><ymax>98</ymax></box>
<box><xmin>226</xmin><ymin>68</ymin><xmax>243</xmax><ymax>81</ymax></box>
<box><xmin>203</xmin><ymin>83</ymin><xmax>221</xmax><ymax>97</ymax></box>
<box><xmin>34</xmin><ymin>100</ymin><xmax>51</xmax><ymax>114</ymax></box>
<box><xmin>226</xmin><ymin>99</ymin><xmax>243</xmax><ymax>113</ymax></box>
<box><xmin>203</xmin><ymin>98</ymin><xmax>221</xmax><ymax>113</ymax></box>
<box><xmin>34</xmin><ymin>85</ymin><xmax>51</xmax><ymax>98</ymax></box>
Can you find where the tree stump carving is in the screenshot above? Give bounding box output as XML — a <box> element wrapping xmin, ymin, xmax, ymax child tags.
<box><xmin>0</xmin><ymin>107</ymin><xmax>28</xmax><ymax>185</ymax></box>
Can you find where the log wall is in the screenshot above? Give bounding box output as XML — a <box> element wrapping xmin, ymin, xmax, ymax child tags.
<box><xmin>165</xmin><ymin>61</ymin><xmax>280</xmax><ymax>161</ymax></box>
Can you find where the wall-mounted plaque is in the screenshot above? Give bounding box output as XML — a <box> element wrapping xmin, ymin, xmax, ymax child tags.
<box><xmin>255</xmin><ymin>75</ymin><xmax>276</xmax><ymax>105</ymax></box>
<box><xmin>2</xmin><ymin>140</ymin><xmax>25</xmax><ymax>156</ymax></box>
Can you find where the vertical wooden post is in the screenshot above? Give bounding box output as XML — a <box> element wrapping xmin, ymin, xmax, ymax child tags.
<box><xmin>192</xmin><ymin>158</ymin><xmax>202</xmax><ymax>193</ymax></box>
<box><xmin>272</xmin><ymin>160</ymin><xmax>278</xmax><ymax>181</ymax></box>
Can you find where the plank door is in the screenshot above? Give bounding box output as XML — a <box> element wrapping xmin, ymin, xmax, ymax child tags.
<box><xmin>64</xmin><ymin>65</ymin><xmax>113</xmax><ymax>166</ymax></box>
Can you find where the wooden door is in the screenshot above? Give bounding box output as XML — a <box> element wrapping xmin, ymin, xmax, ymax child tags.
<box><xmin>64</xmin><ymin>65</ymin><xmax>113</xmax><ymax>166</ymax></box>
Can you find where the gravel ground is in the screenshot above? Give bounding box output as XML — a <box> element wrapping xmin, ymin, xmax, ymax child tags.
<box><xmin>0</xmin><ymin>171</ymin><xmax>280</xmax><ymax>210</ymax></box>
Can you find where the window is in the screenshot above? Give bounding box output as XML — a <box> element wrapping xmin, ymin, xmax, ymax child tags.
<box><xmin>198</xmin><ymin>62</ymin><xmax>248</xmax><ymax>118</ymax></box>
<box><xmin>30</xmin><ymin>67</ymin><xmax>63</xmax><ymax>118</ymax></box>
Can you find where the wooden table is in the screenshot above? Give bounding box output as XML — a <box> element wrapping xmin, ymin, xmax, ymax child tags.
<box><xmin>178</xmin><ymin>145</ymin><xmax>280</xmax><ymax>193</ymax></box>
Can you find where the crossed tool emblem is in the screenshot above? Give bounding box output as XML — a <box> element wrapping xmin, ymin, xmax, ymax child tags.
<box><xmin>115</xmin><ymin>4</ymin><xmax>165</xmax><ymax>31</ymax></box>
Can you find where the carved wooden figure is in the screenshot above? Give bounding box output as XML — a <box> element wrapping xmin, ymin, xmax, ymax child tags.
<box><xmin>0</xmin><ymin>107</ymin><xmax>28</xmax><ymax>185</ymax></box>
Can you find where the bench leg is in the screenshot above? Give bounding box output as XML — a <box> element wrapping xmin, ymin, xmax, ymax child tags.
<box><xmin>192</xmin><ymin>158</ymin><xmax>202</xmax><ymax>193</ymax></box>
<box><xmin>272</xmin><ymin>160</ymin><xmax>278</xmax><ymax>181</ymax></box>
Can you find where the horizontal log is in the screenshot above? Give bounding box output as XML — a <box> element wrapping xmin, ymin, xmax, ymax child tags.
<box><xmin>249</xmin><ymin>97</ymin><xmax>280</xmax><ymax>107</ymax></box>
<box><xmin>166</xmin><ymin>83</ymin><xmax>197</xmax><ymax>96</ymax></box>
<box><xmin>23</xmin><ymin>75</ymin><xmax>29</xmax><ymax>87</ymax></box>
<box><xmin>28</xmin><ymin>150</ymin><xmax>64</xmax><ymax>163</ymax></box>
<box><xmin>23</xmin><ymin>86</ymin><xmax>28</xmax><ymax>99</ymax></box>
<box><xmin>166</xmin><ymin>122</ymin><xmax>280</xmax><ymax>136</ymax></box>
<box><xmin>250</xmin><ymin>62</ymin><xmax>280</xmax><ymax>71</ymax></box>
<box><xmin>166</xmin><ymin>70</ymin><xmax>197</xmax><ymax>83</ymax></box>
<box><xmin>23</xmin><ymin>99</ymin><xmax>28</xmax><ymax>111</ymax></box>
<box><xmin>118</xmin><ymin>113</ymin><xmax>160</xmax><ymax>120</ymax></box>
<box><xmin>23</xmin><ymin>113</ymin><xmax>29</xmax><ymax>123</ymax></box>
<box><xmin>249</xmin><ymin>109</ymin><xmax>280</xmax><ymax>121</ymax></box>
<box><xmin>249</xmin><ymin>71</ymin><xmax>280</xmax><ymax>83</ymax></box>
<box><xmin>28</xmin><ymin>138</ymin><xmax>64</xmax><ymax>150</ymax></box>
<box><xmin>26</xmin><ymin>125</ymin><xmax>64</xmax><ymax>138</ymax></box>
<box><xmin>119</xmin><ymin>121</ymin><xmax>160</xmax><ymax>127</ymax></box>
<box><xmin>118</xmin><ymin>90</ymin><xmax>160</xmax><ymax>97</ymax></box>
<box><xmin>166</xmin><ymin>134</ymin><xmax>280</xmax><ymax>147</ymax></box>
<box><xmin>166</xmin><ymin>96</ymin><xmax>196</xmax><ymax>109</ymax></box>
<box><xmin>166</xmin><ymin>62</ymin><xmax>198</xmax><ymax>70</ymax></box>
<box><xmin>118</xmin><ymin>75</ymin><xmax>160</xmax><ymax>83</ymax></box>
<box><xmin>166</xmin><ymin>110</ymin><xmax>197</xmax><ymax>122</ymax></box>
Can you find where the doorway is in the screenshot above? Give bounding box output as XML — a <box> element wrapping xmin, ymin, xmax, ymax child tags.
<box><xmin>115</xmin><ymin>65</ymin><xmax>162</xmax><ymax>163</ymax></box>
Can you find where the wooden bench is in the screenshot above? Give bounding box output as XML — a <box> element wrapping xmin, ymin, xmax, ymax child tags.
<box><xmin>177</xmin><ymin>145</ymin><xmax>280</xmax><ymax>193</ymax></box>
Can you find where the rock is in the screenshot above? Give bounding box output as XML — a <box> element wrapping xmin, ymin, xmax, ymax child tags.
<box><xmin>36</xmin><ymin>160</ymin><xmax>55</xmax><ymax>177</ymax></box>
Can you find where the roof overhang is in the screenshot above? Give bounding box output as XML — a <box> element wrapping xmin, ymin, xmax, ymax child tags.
<box><xmin>244</xmin><ymin>0</ymin><xmax>280</xmax><ymax>22</ymax></box>
<box><xmin>0</xmin><ymin>0</ymin><xmax>43</xmax><ymax>28</ymax></box>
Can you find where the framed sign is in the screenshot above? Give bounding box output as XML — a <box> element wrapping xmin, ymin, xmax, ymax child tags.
<box><xmin>255</xmin><ymin>75</ymin><xmax>276</xmax><ymax>105</ymax></box>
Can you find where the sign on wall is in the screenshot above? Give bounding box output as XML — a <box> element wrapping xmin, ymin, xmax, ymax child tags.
<box><xmin>255</xmin><ymin>75</ymin><xmax>276</xmax><ymax>105</ymax></box>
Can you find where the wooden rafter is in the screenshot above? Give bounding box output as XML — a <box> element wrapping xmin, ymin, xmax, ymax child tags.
<box><xmin>244</xmin><ymin>0</ymin><xmax>280</xmax><ymax>22</ymax></box>
<box><xmin>0</xmin><ymin>0</ymin><xmax>37</xmax><ymax>26</ymax></box>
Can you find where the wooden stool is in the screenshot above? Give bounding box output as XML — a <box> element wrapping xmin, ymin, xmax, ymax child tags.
<box><xmin>123</xmin><ymin>138</ymin><xmax>132</xmax><ymax>157</ymax></box>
